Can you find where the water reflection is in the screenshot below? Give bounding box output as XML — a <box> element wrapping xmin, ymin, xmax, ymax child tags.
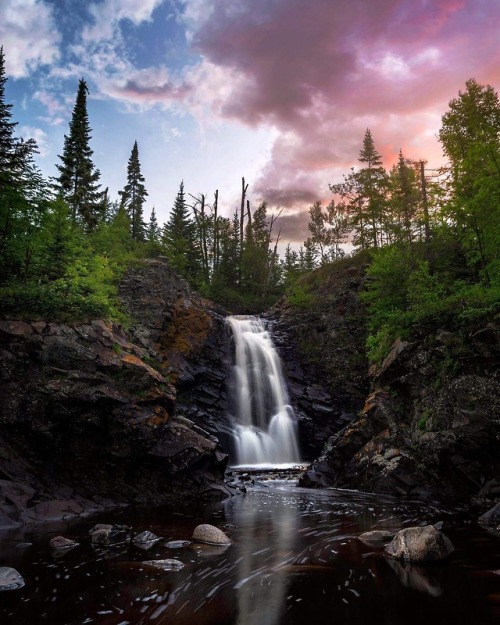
<box><xmin>0</xmin><ymin>482</ymin><xmax>499</xmax><ymax>625</ymax></box>
<box><xmin>226</xmin><ymin>487</ymin><xmax>298</xmax><ymax>625</ymax></box>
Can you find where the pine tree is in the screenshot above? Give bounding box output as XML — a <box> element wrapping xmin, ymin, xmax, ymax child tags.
<box><xmin>119</xmin><ymin>140</ymin><xmax>148</xmax><ymax>241</ymax></box>
<box><xmin>162</xmin><ymin>181</ymin><xmax>202</xmax><ymax>282</ymax></box>
<box><xmin>0</xmin><ymin>46</ymin><xmax>17</xmax><ymax>189</ymax></box>
<box><xmin>357</xmin><ymin>129</ymin><xmax>388</xmax><ymax>248</ymax></box>
<box><xmin>55</xmin><ymin>79</ymin><xmax>104</xmax><ymax>230</ymax></box>
<box><xmin>147</xmin><ymin>206</ymin><xmax>160</xmax><ymax>242</ymax></box>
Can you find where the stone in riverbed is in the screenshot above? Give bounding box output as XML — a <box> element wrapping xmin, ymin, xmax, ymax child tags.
<box><xmin>133</xmin><ymin>531</ymin><xmax>160</xmax><ymax>546</ymax></box>
<box><xmin>90</xmin><ymin>523</ymin><xmax>130</xmax><ymax>546</ymax></box>
<box><xmin>385</xmin><ymin>525</ymin><xmax>454</xmax><ymax>563</ymax></box>
<box><xmin>479</xmin><ymin>502</ymin><xmax>500</xmax><ymax>526</ymax></box>
<box><xmin>165</xmin><ymin>540</ymin><xmax>191</xmax><ymax>549</ymax></box>
<box><xmin>143</xmin><ymin>559</ymin><xmax>185</xmax><ymax>571</ymax></box>
<box><xmin>50</xmin><ymin>536</ymin><xmax>79</xmax><ymax>550</ymax></box>
<box><xmin>358</xmin><ymin>530</ymin><xmax>395</xmax><ymax>546</ymax></box>
<box><xmin>192</xmin><ymin>524</ymin><xmax>231</xmax><ymax>545</ymax></box>
<box><xmin>0</xmin><ymin>567</ymin><xmax>25</xmax><ymax>591</ymax></box>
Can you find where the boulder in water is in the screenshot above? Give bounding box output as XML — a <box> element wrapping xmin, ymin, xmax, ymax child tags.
<box><xmin>358</xmin><ymin>530</ymin><xmax>395</xmax><ymax>546</ymax></box>
<box><xmin>133</xmin><ymin>530</ymin><xmax>160</xmax><ymax>546</ymax></box>
<box><xmin>385</xmin><ymin>525</ymin><xmax>454</xmax><ymax>563</ymax></box>
<box><xmin>143</xmin><ymin>559</ymin><xmax>185</xmax><ymax>571</ymax></box>
<box><xmin>50</xmin><ymin>536</ymin><xmax>79</xmax><ymax>550</ymax></box>
<box><xmin>0</xmin><ymin>567</ymin><xmax>25</xmax><ymax>591</ymax></box>
<box><xmin>192</xmin><ymin>524</ymin><xmax>231</xmax><ymax>545</ymax></box>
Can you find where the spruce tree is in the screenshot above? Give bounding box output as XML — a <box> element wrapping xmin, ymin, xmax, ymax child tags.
<box><xmin>0</xmin><ymin>46</ymin><xmax>17</xmax><ymax>188</ymax></box>
<box><xmin>119</xmin><ymin>140</ymin><xmax>148</xmax><ymax>241</ymax></box>
<box><xmin>357</xmin><ymin>129</ymin><xmax>388</xmax><ymax>248</ymax></box>
<box><xmin>147</xmin><ymin>206</ymin><xmax>160</xmax><ymax>242</ymax></box>
<box><xmin>162</xmin><ymin>181</ymin><xmax>201</xmax><ymax>281</ymax></box>
<box><xmin>55</xmin><ymin>79</ymin><xmax>104</xmax><ymax>230</ymax></box>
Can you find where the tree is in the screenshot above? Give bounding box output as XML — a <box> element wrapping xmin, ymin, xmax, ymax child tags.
<box><xmin>119</xmin><ymin>140</ymin><xmax>148</xmax><ymax>241</ymax></box>
<box><xmin>162</xmin><ymin>181</ymin><xmax>202</xmax><ymax>282</ymax></box>
<box><xmin>357</xmin><ymin>129</ymin><xmax>389</xmax><ymax>248</ymax></box>
<box><xmin>0</xmin><ymin>46</ymin><xmax>17</xmax><ymax>189</ymax></box>
<box><xmin>146</xmin><ymin>206</ymin><xmax>160</xmax><ymax>242</ymax></box>
<box><xmin>55</xmin><ymin>79</ymin><xmax>104</xmax><ymax>230</ymax></box>
<box><xmin>387</xmin><ymin>151</ymin><xmax>420</xmax><ymax>244</ymax></box>
<box><xmin>438</xmin><ymin>79</ymin><xmax>500</xmax><ymax>284</ymax></box>
<box><xmin>306</xmin><ymin>199</ymin><xmax>349</xmax><ymax>263</ymax></box>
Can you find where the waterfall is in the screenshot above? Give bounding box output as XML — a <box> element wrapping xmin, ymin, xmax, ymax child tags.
<box><xmin>227</xmin><ymin>316</ymin><xmax>301</xmax><ymax>467</ymax></box>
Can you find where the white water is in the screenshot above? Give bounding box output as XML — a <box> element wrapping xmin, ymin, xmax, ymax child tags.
<box><xmin>227</xmin><ymin>316</ymin><xmax>301</xmax><ymax>466</ymax></box>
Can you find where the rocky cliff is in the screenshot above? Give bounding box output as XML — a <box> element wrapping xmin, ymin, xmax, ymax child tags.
<box><xmin>270</xmin><ymin>256</ymin><xmax>371</xmax><ymax>459</ymax></box>
<box><xmin>290</xmin><ymin>260</ymin><xmax>500</xmax><ymax>504</ymax></box>
<box><xmin>0</xmin><ymin>260</ymin><xmax>231</xmax><ymax>528</ymax></box>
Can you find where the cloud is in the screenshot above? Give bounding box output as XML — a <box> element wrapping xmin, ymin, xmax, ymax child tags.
<box><xmin>0</xmin><ymin>0</ymin><xmax>61</xmax><ymax>78</ymax></box>
<box><xmin>83</xmin><ymin>0</ymin><xmax>166</xmax><ymax>42</ymax></box>
<box><xmin>182</xmin><ymin>0</ymin><xmax>500</xmax><ymax>209</ymax></box>
<box><xmin>18</xmin><ymin>125</ymin><xmax>49</xmax><ymax>156</ymax></box>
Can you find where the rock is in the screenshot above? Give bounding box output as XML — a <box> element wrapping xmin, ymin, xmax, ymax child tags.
<box><xmin>0</xmin><ymin>567</ymin><xmax>25</xmax><ymax>591</ymax></box>
<box><xmin>142</xmin><ymin>559</ymin><xmax>185</xmax><ymax>571</ymax></box>
<box><xmin>479</xmin><ymin>502</ymin><xmax>500</xmax><ymax>526</ymax></box>
<box><xmin>166</xmin><ymin>540</ymin><xmax>191</xmax><ymax>549</ymax></box>
<box><xmin>192</xmin><ymin>524</ymin><xmax>231</xmax><ymax>546</ymax></box>
<box><xmin>50</xmin><ymin>536</ymin><xmax>79</xmax><ymax>550</ymax></box>
<box><xmin>90</xmin><ymin>524</ymin><xmax>130</xmax><ymax>546</ymax></box>
<box><xmin>133</xmin><ymin>530</ymin><xmax>160</xmax><ymax>545</ymax></box>
<box><xmin>385</xmin><ymin>525</ymin><xmax>454</xmax><ymax>563</ymax></box>
<box><xmin>358</xmin><ymin>530</ymin><xmax>395</xmax><ymax>546</ymax></box>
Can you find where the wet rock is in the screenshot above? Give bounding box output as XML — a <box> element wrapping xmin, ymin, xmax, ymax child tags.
<box><xmin>143</xmin><ymin>559</ymin><xmax>185</xmax><ymax>571</ymax></box>
<box><xmin>90</xmin><ymin>524</ymin><xmax>130</xmax><ymax>546</ymax></box>
<box><xmin>50</xmin><ymin>536</ymin><xmax>79</xmax><ymax>550</ymax></box>
<box><xmin>479</xmin><ymin>502</ymin><xmax>500</xmax><ymax>526</ymax></box>
<box><xmin>166</xmin><ymin>540</ymin><xmax>191</xmax><ymax>549</ymax></box>
<box><xmin>192</xmin><ymin>524</ymin><xmax>231</xmax><ymax>545</ymax></box>
<box><xmin>133</xmin><ymin>531</ymin><xmax>160</xmax><ymax>546</ymax></box>
<box><xmin>358</xmin><ymin>530</ymin><xmax>395</xmax><ymax>546</ymax></box>
<box><xmin>385</xmin><ymin>525</ymin><xmax>454</xmax><ymax>563</ymax></box>
<box><xmin>0</xmin><ymin>567</ymin><xmax>25</xmax><ymax>591</ymax></box>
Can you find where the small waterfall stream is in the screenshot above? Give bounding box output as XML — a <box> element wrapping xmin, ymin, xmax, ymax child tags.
<box><xmin>227</xmin><ymin>316</ymin><xmax>301</xmax><ymax>467</ymax></box>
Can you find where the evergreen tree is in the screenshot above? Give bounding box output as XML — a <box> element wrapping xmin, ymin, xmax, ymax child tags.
<box><xmin>0</xmin><ymin>46</ymin><xmax>17</xmax><ymax>189</ymax></box>
<box><xmin>119</xmin><ymin>140</ymin><xmax>148</xmax><ymax>241</ymax></box>
<box><xmin>55</xmin><ymin>79</ymin><xmax>104</xmax><ymax>230</ymax></box>
<box><xmin>357</xmin><ymin>129</ymin><xmax>389</xmax><ymax>248</ymax></box>
<box><xmin>387</xmin><ymin>151</ymin><xmax>420</xmax><ymax>244</ymax></box>
<box><xmin>162</xmin><ymin>181</ymin><xmax>202</xmax><ymax>282</ymax></box>
<box><xmin>147</xmin><ymin>206</ymin><xmax>161</xmax><ymax>242</ymax></box>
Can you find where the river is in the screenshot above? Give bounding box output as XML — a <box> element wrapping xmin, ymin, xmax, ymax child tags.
<box><xmin>0</xmin><ymin>474</ymin><xmax>499</xmax><ymax>624</ymax></box>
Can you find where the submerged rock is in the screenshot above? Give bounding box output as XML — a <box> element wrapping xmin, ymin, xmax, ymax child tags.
<box><xmin>385</xmin><ymin>525</ymin><xmax>454</xmax><ymax>563</ymax></box>
<box><xmin>133</xmin><ymin>530</ymin><xmax>160</xmax><ymax>546</ymax></box>
<box><xmin>142</xmin><ymin>559</ymin><xmax>185</xmax><ymax>571</ymax></box>
<box><xmin>192</xmin><ymin>524</ymin><xmax>231</xmax><ymax>545</ymax></box>
<box><xmin>50</xmin><ymin>536</ymin><xmax>79</xmax><ymax>550</ymax></box>
<box><xmin>166</xmin><ymin>540</ymin><xmax>191</xmax><ymax>549</ymax></box>
<box><xmin>90</xmin><ymin>524</ymin><xmax>130</xmax><ymax>546</ymax></box>
<box><xmin>479</xmin><ymin>502</ymin><xmax>500</xmax><ymax>526</ymax></box>
<box><xmin>0</xmin><ymin>567</ymin><xmax>25</xmax><ymax>591</ymax></box>
<box><xmin>358</xmin><ymin>530</ymin><xmax>395</xmax><ymax>546</ymax></box>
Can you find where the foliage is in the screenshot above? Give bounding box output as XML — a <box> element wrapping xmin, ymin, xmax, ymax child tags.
<box><xmin>119</xmin><ymin>141</ymin><xmax>148</xmax><ymax>241</ymax></box>
<box><xmin>54</xmin><ymin>79</ymin><xmax>104</xmax><ymax>230</ymax></box>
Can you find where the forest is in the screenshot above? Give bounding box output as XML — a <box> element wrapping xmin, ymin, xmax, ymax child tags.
<box><xmin>0</xmin><ymin>45</ymin><xmax>499</xmax><ymax>364</ymax></box>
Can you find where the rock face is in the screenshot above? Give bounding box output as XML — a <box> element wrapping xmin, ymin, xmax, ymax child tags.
<box><xmin>269</xmin><ymin>256</ymin><xmax>370</xmax><ymax>459</ymax></box>
<box><xmin>299</xmin><ymin>320</ymin><xmax>500</xmax><ymax>503</ymax></box>
<box><xmin>385</xmin><ymin>525</ymin><xmax>454</xmax><ymax>563</ymax></box>
<box><xmin>0</xmin><ymin>260</ymin><xmax>231</xmax><ymax>527</ymax></box>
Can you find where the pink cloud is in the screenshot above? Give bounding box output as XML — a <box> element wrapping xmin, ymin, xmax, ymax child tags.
<box><xmin>187</xmin><ymin>0</ymin><xmax>500</xmax><ymax>216</ymax></box>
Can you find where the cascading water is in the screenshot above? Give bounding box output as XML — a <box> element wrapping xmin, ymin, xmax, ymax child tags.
<box><xmin>227</xmin><ymin>315</ymin><xmax>301</xmax><ymax>467</ymax></box>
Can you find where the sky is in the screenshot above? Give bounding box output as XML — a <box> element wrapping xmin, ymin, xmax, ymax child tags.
<box><xmin>1</xmin><ymin>0</ymin><xmax>500</xmax><ymax>242</ymax></box>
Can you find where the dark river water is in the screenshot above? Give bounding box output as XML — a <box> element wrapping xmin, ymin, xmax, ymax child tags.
<box><xmin>1</xmin><ymin>478</ymin><xmax>499</xmax><ymax>625</ymax></box>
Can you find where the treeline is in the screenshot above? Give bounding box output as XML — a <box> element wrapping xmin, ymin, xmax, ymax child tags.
<box><xmin>0</xmin><ymin>40</ymin><xmax>499</xmax><ymax>338</ymax></box>
<box><xmin>0</xmin><ymin>48</ymin><xmax>289</xmax><ymax>316</ymax></box>
<box><xmin>296</xmin><ymin>78</ymin><xmax>499</xmax><ymax>362</ymax></box>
